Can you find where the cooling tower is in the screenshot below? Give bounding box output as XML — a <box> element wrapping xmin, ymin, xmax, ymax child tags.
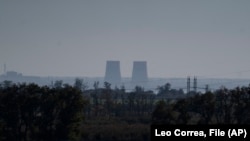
<box><xmin>132</xmin><ymin>61</ymin><xmax>148</xmax><ymax>85</ymax></box>
<box><xmin>104</xmin><ymin>61</ymin><xmax>121</xmax><ymax>85</ymax></box>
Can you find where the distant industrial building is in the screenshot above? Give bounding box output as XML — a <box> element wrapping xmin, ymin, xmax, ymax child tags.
<box><xmin>104</xmin><ymin>61</ymin><xmax>121</xmax><ymax>85</ymax></box>
<box><xmin>132</xmin><ymin>61</ymin><xmax>148</xmax><ymax>87</ymax></box>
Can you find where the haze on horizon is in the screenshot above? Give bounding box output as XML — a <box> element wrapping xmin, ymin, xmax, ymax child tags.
<box><xmin>0</xmin><ymin>0</ymin><xmax>250</xmax><ymax>79</ymax></box>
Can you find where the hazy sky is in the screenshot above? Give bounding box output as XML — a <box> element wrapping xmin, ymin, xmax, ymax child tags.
<box><xmin>0</xmin><ymin>0</ymin><xmax>250</xmax><ymax>78</ymax></box>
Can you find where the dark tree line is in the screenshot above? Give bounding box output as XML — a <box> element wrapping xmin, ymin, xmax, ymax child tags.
<box><xmin>0</xmin><ymin>81</ymin><xmax>85</xmax><ymax>141</ymax></box>
<box><xmin>0</xmin><ymin>80</ymin><xmax>156</xmax><ymax>141</ymax></box>
<box><xmin>84</xmin><ymin>83</ymin><xmax>156</xmax><ymax>120</ymax></box>
<box><xmin>81</xmin><ymin>82</ymin><xmax>155</xmax><ymax>141</ymax></box>
<box><xmin>152</xmin><ymin>85</ymin><xmax>250</xmax><ymax>125</ymax></box>
<box><xmin>1</xmin><ymin>79</ymin><xmax>250</xmax><ymax>141</ymax></box>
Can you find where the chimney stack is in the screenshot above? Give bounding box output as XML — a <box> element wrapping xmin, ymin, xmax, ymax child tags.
<box><xmin>104</xmin><ymin>61</ymin><xmax>121</xmax><ymax>85</ymax></box>
<box><xmin>132</xmin><ymin>61</ymin><xmax>148</xmax><ymax>87</ymax></box>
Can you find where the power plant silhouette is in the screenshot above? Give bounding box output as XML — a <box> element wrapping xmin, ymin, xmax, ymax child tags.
<box><xmin>104</xmin><ymin>61</ymin><xmax>148</xmax><ymax>87</ymax></box>
<box><xmin>104</xmin><ymin>61</ymin><xmax>122</xmax><ymax>84</ymax></box>
<box><xmin>1</xmin><ymin>62</ymin><xmax>248</xmax><ymax>93</ymax></box>
<box><xmin>132</xmin><ymin>61</ymin><xmax>148</xmax><ymax>86</ymax></box>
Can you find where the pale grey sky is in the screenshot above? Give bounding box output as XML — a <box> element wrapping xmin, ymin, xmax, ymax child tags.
<box><xmin>0</xmin><ymin>0</ymin><xmax>250</xmax><ymax>78</ymax></box>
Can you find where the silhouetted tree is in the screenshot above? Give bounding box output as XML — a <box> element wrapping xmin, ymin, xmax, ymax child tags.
<box><xmin>54</xmin><ymin>80</ymin><xmax>63</xmax><ymax>89</ymax></box>
<box><xmin>74</xmin><ymin>78</ymin><xmax>88</xmax><ymax>92</ymax></box>
<box><xmin>157</xmin><ymin>83</ymin><xmax>171</xmax><ymax>95</ymax></box>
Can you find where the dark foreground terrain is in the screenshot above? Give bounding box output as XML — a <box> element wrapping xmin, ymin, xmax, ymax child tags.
<box><xmin>1</xmin><ymin>80</ymin><xmax>250</xmax><ymax>141</ymax></box>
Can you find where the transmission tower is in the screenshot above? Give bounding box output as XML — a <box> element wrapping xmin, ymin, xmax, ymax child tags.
<box><xmin>193</xmin><ymin>76</ymin><xmax>197</xmax><ymax>93</ymax></box>
<box><xmin>187</xmin><ymin>76</ymin><xmax>190</xmax><ymax>94</ymax></box>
